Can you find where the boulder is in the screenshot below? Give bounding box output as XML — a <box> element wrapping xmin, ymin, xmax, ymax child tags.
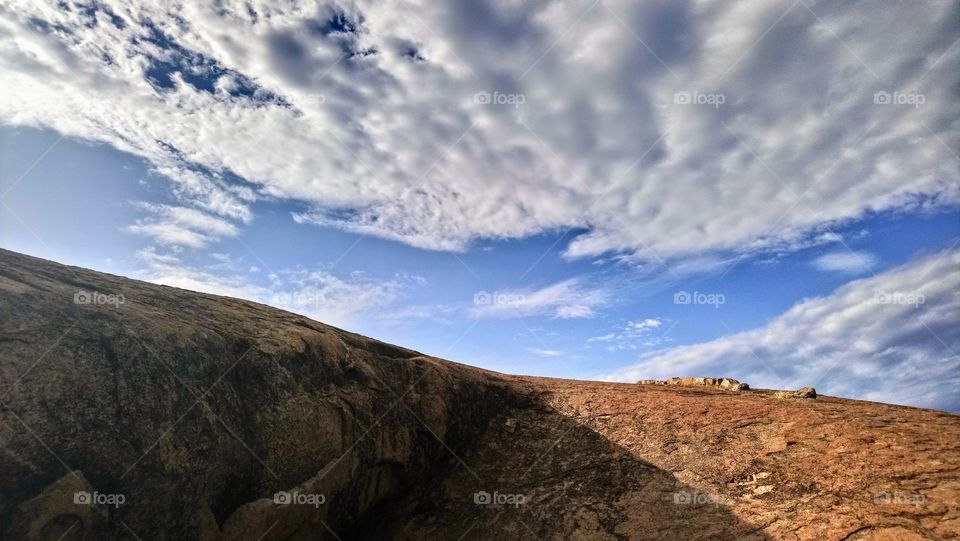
<box><xmin>718</xmin><ymin>378</ymin><xmax>749</xmax><ymax>391</ymax></box>
<box><xmin>662</xmin><ymin>377</ymin><xmax>748</xmax><ymax>391</ymax></box>
<box><xmin>774</xmin><ymin>387</ymin><xmax>817</xmax><ymax>400</ymax></box>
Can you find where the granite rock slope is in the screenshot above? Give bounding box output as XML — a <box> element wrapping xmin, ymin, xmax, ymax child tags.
<box><xmin>1</xmin><ymin>248</ymin><xmax>957</xmax><ymax>540</ymax></box>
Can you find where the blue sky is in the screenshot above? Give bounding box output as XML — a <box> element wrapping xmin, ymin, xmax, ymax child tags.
<box><xmin>0</xmin><ymin>0</ymin><xmax>958</xmax><ymax>410</ymax></box>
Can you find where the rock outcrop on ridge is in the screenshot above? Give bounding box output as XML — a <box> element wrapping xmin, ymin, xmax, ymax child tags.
<box><xmin>1</xmin><ymin>248</ymin><xmax>958</xmax><ymax>540</ymax></box>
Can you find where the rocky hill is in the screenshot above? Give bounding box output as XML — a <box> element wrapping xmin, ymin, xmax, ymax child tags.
<box><xmin>1</xmin><ymin>248</ymin><xmax>957</xmax><ymax>540</ymax></box>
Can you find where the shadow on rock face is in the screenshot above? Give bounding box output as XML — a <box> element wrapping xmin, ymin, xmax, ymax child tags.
<box><xmin>2</xmin><ymin>249</ymin><xmax>956</xmax><ymax>540</ymax></box>
<box><xmin>0</xmin><ymin>249</ymin><xmax>764</xmax><ymax>540</ymax></box>
<box><xmin>351</xmin><ymin>389</ymin><xmax>771</xmax><ymax>541</ymax></box>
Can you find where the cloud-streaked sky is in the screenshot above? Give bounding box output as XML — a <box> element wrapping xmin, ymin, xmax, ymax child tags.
<box><xmin>1</xmin><ymin>0</ymin><xmax>958</xmax><ymax>410</ymax></box>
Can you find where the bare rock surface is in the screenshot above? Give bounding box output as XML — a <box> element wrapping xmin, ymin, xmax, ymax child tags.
<box><xmin>1</xmin><ymin>248</ymin><xmax>958</xmax><ymax>540</ymax></box>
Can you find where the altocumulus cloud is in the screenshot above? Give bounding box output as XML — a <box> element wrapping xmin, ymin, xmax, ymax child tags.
<box><xmin>0</xmin><ymin>0</ymin><xmax>957</xmax><ymax>261</ymax></box>
<box><xmin>599</xmin><ymin>249</ymin><xmax>960</xmax><ymax>411</ymax></box>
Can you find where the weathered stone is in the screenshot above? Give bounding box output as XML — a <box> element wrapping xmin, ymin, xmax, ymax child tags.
<box><xmin>1</xmin><ymin>249</ymin><xmax>957</xmax><ymax>541</ymax></box>
<box><xmin>7</xmin><ymin>471</ymin><xmax>108</xmax><ymax>541</ymax></box>
<box><xmin>774</xmin><ymin>387</ymin><xmax>817</xmax><ymax>400</ymax></box>
<box><xmin>660</xmin><ymin>377</ymin><xmax>748</xmax><ymax>392</ymax></box>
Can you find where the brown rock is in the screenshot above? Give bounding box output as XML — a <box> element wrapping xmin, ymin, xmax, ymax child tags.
<box><xmin>719</xmin><ymin>378</ymin><xmax>749</xmax><ymax>391</ymax></box>
<box><xmin>661</xmin><ymin>376</ymin><xmax>749</xmax><ymax>392</ymax></box>
<box><xmin>8</xmin><ymin>471</ymin><xmax>109</xmax><ymax>541</ymax></box>
<box><xmin>774</xmin><ymin>387</ymin><xmax>818</xmax><ymax>400</ymax></box>
<box><xmin>1</xmin><ymin>249</ymin><xmax>957</xmax><ymax>541</ymax></box>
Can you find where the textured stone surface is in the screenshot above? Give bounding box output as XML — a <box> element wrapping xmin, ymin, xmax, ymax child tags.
<box><xmin>642</xmin><ymin>377</ymin><xmax>749</xmax><ymax>392</ymax></box>
<box><xmin>1</xmin><ymin>248</ymin><xmax>958</xmax><ymax>540</ymax></box>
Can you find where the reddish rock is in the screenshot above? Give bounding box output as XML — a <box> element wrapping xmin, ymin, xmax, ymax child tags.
<box><xmin>1</xmin><ymin>249</ymin><xmax>957</xmax><ymax>540</ymax></box>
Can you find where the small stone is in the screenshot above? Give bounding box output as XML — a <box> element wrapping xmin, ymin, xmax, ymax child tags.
<box><xmin>795</xmin><ymin>387</ymin><xmax>817</xmax><ymax>399</ymax></box>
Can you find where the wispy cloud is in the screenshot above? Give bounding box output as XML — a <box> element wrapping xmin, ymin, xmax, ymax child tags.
<box><xmin>528</xmin><ymin>348</ymin><xmax>563</xmax><ymax>357</ymax></box>
<box><xmin>588</xmin><ymin>318</ymin><xmax>672</xmax><ymax>351</ymax></box>
<box><xmin>128</xmin><ymin>204</ymin><xmax>240</xmax><ymax>248</ymax></box>
<box><xmin>134</xmin><ymin>247</ymin><xmax>420</xmax><ymax>328</ymax></box>
<box><xmin>599</xmin><ymin>249</ymin><xmax>960</xmax><ymax>411</ymax></box>
<box><xmin>470</xmin><ymin>278</ymin><xmax>607</xmax><ymax>320</ymax></box>
<box><xmin>812</xmin><ymin>251</ymin><xmax>878</xmax><ymax>274</ymax></box>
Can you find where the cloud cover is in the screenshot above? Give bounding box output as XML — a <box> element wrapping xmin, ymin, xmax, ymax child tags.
<box><xmin>135</xmin><ymin>247</ymin><xmax>417</xmax><ymax>327</ymax></box>
<box><xmin>1</xmin><ymin>0</ymin><xmax>957</xmax><ymax>259</ymax></box>
<box><xmin>599</xmin><ymin>249</ymin><xmax>960</xmax><ymax>411</ymax></box>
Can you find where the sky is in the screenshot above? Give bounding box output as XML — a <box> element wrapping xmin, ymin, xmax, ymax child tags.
<box><xmin>0</xmin><ymin>0</ymin><xmax>958</xmax><ymax>411</ymax></box>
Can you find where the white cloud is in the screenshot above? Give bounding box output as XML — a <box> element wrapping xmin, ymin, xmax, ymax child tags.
<box><xmin>629</xmin><ymin>319</ymin><xmax>663</xmax><ymax>332</ymax></box>
<box><xmin>265</xmin><ymin>269</ymin><xmax>405</xmax><ymax>327</ymax></box>
<box><xmin>134</xmin><ymin>247</ymin><xmax>415</xmax><ymax>328</ymax></box>
<box><xmin>127</xmin><ymin>204</ymin><xmax>240</xmax><ymax>248</ymax></box>
<box><xmin>812</xmin><ymin>251</ymin><xmax>878</xmax><ymax>274</ymax></box>
<box><xmin>598</xmin><ymin>249</ymin><xmax>960</xmax><ymax>411</ymax></box>
<box><xmin>0</xmin><ymin>0</ymin><xmax>955</xmax><ymax>260</ymax></box>
<box><xmin>470</xmin><ymin>278</ymin><xmax>607</xmax><ymax>319</ymax></box>
<box><xmin>135</xmin><ymin>247</ymin><xmax>261</xmax><ymax>299</ymax></box>
<box><xmin>528</xmin><ymin>348</ymin><xmax>563</xmax><ymax>357</ymax></box>
<box><xmin>588</xmin><ymin>318</ymin><xmax>672</xmax><ymax>351</ymax></box>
